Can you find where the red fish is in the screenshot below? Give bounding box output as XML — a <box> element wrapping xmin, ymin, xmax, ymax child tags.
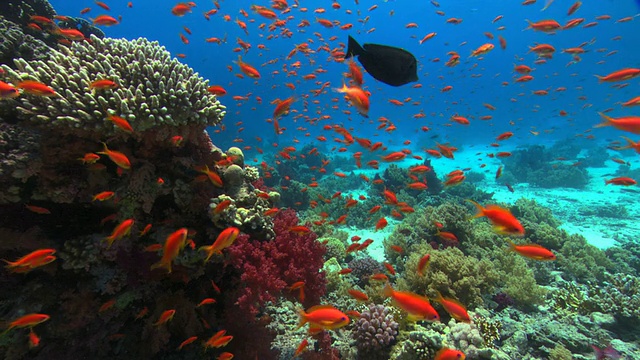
<box><xmin>153</xmin><ymin>309</ymin><xmax>176</xmax><ymax>326</ymax></box>
<box><xmin>506</xmin><ymin>240</ymin><xmax>556</xmax><ymax>261</ymax></box>
<box><xmin>200</xmin><ymin>227</ymin><xmax>240</xmax><ymax>262</ymax></box>
<box><xmin>235</xmin><ymin>55</ymin><xmax>261</xmax><ymax>78</ymax></box>
<box><xmin>435</xmin><ymin>348</ymin><xmax>466</xmax><ymax>360</ymax></box>
<box><xmin>104</xmin><ymin>218</ymin><xmax>134</xmax><ymax>248</ymax></box>
<box><xmin>97</xmin><ymin>143</ymin><xmax>131</xmax><ymax>170</ymax></box>
<box><xmin>383</xmin><ymin>284</ymin><xmax>439</xmax><ymax>322</ymax></box>
<box><xmin>0</xmin><ymin>81</ymin><xmax>20</xmax><ymax>99</ymax></box>
<box><xmin>334</xmin><ymin>82</ymin><xmax>370</xmax><ymax>117</ymax></box>
<box><xmin>605</xmin><ymin>177</ymin><xmax>636</xmax><ymax>186</ymax></box>
<box><xmin>3</xmin><ymin>249</ymin><xmax>56</xmax><ymax>272</ymax></box>
<box><xmin>595</xmin><ymin>113</ymin><xmax>640</xmax><ymax>134</ymax></box>
<box><xmin>433</xmin><ymin>292</ymin><xmax>471</xmax><ymax>323</ymax></box>
<box><xmin>297</xmin><ymin>305</ymin><xmax>350</xmax><ymax>332</ymax></box>
<box><xmin>150</xmin><ymin>228</ymin><xmax>188</xmax><ymax>273</ymax></box>
<box><xmin>467</xmin><ymin>200</ymin><xmax>524</xmax><ymax>236</ymax></box>
<box><xmin>4</xmin><ymin>313</ymin><xmax>50</xmax><ymax>333</ymax></box>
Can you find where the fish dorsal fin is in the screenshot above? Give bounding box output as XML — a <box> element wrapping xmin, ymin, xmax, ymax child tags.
<box><xmin>306</xmin><ymin>304</ymin><xmax>336</xmax><ymax>312</ymax></box>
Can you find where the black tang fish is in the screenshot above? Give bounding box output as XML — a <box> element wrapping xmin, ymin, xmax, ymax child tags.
<box><xmin>345</xmin><ymin>35</ymin><xmax>418</xmax><ymax>87</ymax></box>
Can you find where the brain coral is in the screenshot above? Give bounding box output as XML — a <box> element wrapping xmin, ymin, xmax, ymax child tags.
<box><xmin>1</xmin><ymin>34</ymin><xmax>225</xmax><ymax>137</ymax></box>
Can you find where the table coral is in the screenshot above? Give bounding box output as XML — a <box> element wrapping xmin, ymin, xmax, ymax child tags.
<box><xmin>2</xmin><ymin>34</ymin><xmax>225</xmax><ymax>137</ymax></box>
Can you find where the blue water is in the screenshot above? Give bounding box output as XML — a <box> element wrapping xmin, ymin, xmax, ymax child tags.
<box><xmin>49</xmin><ymin>0</ymin><xmax>640</xmax><ymax>151</ymax></box>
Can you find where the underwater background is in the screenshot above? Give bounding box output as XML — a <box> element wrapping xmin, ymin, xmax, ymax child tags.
<box><xmin>0</xmin><ymin>0</ymin><xmax>639</xmax><ymax>359</ymax></box>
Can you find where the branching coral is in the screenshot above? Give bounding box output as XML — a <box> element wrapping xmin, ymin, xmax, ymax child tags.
<box><xmin>2</xmin><ymin>34</ymin><xmax>225</xmax><ymax>137</ymax></box>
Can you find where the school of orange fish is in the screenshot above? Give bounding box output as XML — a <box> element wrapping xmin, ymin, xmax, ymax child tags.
<box><xmin>2</xmin><ymin>0</ymin><xmax>640</xmax><ymax>359</ymax></box>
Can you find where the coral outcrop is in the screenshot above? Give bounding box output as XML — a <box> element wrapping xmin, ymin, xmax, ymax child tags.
<box><xmin>2</xmin><ymin>34</ymin><xmax>225</xmax><ymax>137</ymax></box>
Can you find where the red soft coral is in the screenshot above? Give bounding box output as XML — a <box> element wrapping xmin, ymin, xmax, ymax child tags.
<box><xmin>226</xmin><ymin>209</ymin><xmax>327</xmax><ymax>316</ymax></box>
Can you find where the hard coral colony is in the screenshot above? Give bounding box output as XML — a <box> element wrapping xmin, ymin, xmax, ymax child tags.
<box><xmin>0</xmin><ymin>0</ymin><xmax>639</xmax><ymax>359</ymax></box>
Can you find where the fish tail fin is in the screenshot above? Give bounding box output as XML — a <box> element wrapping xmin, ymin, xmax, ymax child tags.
<box><xmin>505</xmin><ymin>239</ymin><xmax>516</xmax><ymax>252</ymax></box>
<box><xmin>594</xmin><ymin>74</ymin><xmax>604</xmax><ymax>83</ymax></box>
<box><xmin>199</xmin><ymin>245</ymin><xmax>215</xmax><ymax>263</ymax></box>
<box><xmin>604</xmin><ymin>179</ymin><xmax>610</xmax><ymax>186</ymax></box>
<box><xmin>382</xmin><ymin>283</ymin><xmax>394</xmax><ymax>298</ymax></box>
<box><xmin>97</xmin><ymin>142</ymin><xmax>109</xmax><ymax>155</ymax></box>
<box><xmin>466</xmin><ymin>199</ymin><xmax>485</xmax><ymax>218</ymax></box>
<box><xmin>346</xmin><ymin>35</ymin><xmax>364</xmax><ymax>59</ymax></box>
<box><xmin>296</xmin><ymin>309</ymin><xmax>307</xmax><ymax>329</ymax></box>
<box><xmin>150</xmin><ymin>260</ymin><xmax>170</xmax><ymax>273</ymax></box>
<box><xmin>594</xmin><ymin>112</ymin><xmax>612</xmax><ymax>128</ymax></box>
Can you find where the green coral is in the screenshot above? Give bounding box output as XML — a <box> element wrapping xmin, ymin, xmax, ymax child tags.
<box><xmin>547</xmin><ymin>282</ymin><xmax>590</xmax><ymax>316</ymax></box>
<box><xmin>583</xmin><ymin>273</ymin><xmax>640</xmax><ymax>321</ymax></box>
<box><xmin>389</xmin><ymin>324</ymin><xmax>444</xmax><ymax>360</ymax></box>
<box><xmin>321</xmin><ymin>236</ymin><xmax>347</xmax><ymax>263</ymax></box>
<box><xmin>549</xmin><ymin>344</ymin><xmax>573</xmax><ymax>360</ymax></box>
<box><xmin>493</xmin><ymin>250</ymin><xmax>547</xmax><ymax>307</ymax></box>
<box><xmin>511</xmin><ymin>198</ymin><xmax>561</xmax><ymax>228</ymax></box>
<box><xmin>384</xmin><ymin>201</ymin><xmax>474</xmax><ymax>268</ymax></box>
<box><xmin>398</xmin><ymin>245</ymin><xmax>499</xmax><ymax>308</ymax></box>
<box><xmin>557</xmin><ymin>234</ymin><xmax>613</xmax><ymax>282</ymax></box>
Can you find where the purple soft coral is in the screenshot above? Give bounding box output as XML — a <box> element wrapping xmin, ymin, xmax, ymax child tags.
<box><xmin>591</xmin><ymin>344</ymin><xmax>621</xmax><ymax>360</ymax></box>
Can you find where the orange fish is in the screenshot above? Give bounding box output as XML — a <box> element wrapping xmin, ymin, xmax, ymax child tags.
<box><xmin>92</xmin><ymin>191</ymin><xmax>115</xmax><ymax>201</ymax></box>
<box><xmin>89</xmin><ymin>79</ymin><xmax>118</xmax><ymax>90</ymax></box>
<box><xmin>435</xmin><ymin>348</ymin><xmax>466</xmax><ymax>360</ymax></box>
<box><xmin>3</xmin><ymin>313</ymin><xmax>50</xmax><ymax>333</ymax></box>
<box><xmin>28</xmin><ymin>329</ymin><xmax>40</xmax><ymax>348</ymax></box>
<box><xmin>107</xmin><ymin>115</ymin><xmax>134</xmax><ymax>133</ymax></box>
<box><xmin>294</xmin><ymin>338</ymin><xmax>308</xmax><ymax>358</ymax></box>
<box><xmin>97</xmin><ymin>143</ymin><xmax>131</xmax><ymax>170</ymax></box>
<box><xmin>595</xmin><ymin>113</ymin><xmax>640</xmax><ymax>134</ymax></box>
<box><xmin>417</xmin><ymin>254</ymin><xmax>430</xmax><ymax>276</ymax></box>
<box><xmin>150</xmin><ymin>228</ymin><xmax>189</xmax><ymax>273</ymax></box>
<box><xmin>200</xmin><ymin>227</ymin><xmax>240</xmax><ymax>262</ymax></box>
<box><xmin>235</xmin><ymin>55</ymin><xmax>261</xmax><ymax>78</ymax></box>
<box><xmin>0</xmin><ymin>81</ymin><xmax>20</xmax><ymax>99</ymax></box>
<box><xmin>297</xmin><ymin>305</ymin><xmax>350</xmax><ymax>332</ymax></box>
<box><xmin>153</xmin><ymin>309</ymin><xmax>176</xmax><ymax>326</ymax></box>
<box><xmin>273</xmin><ymin>97</ymin><xmax>295</xmax><ymax>119</ymax></box>
<box><xmin>347</xmin><ymin>289</ymin><xmax>369</xmax><ymax>302</ymax></box>
<box><xmin>217</xmin><ymin>353</ymin><xmax>234</xmax><ymax>360</ymax></box>
<box><xmin>467</xmin><ymin>200</ymin><xmax>524</xmax><ymax>236</ymax></box>
<box><xmin>506</xmin><ymin>239</ymin><xmax>556</xmax><ymax>261</ymax></box>
<box><xmin>605</xmin><ymin>177</ymin><xmax>636</xmax><ymax>186</ymax></box>
<box><xmin>92</xmin><ymin>15</ymin><xmax>119</xmax><ymax>26</ymax></box>
<box><xmin>16</xmin><ymin>80</ymin><xmax>57</xmax><ymax>97</ymax></box>
<box><xmin>334</xmin><ymin>82</ymin><xmax>370</xmax><ymax>117</ymax></box>
<box><xmin>104</xmin><ymin>218</ymin><xmax>134</xmax><ymax>248</ymax></box>
<box><xmin>595</xmin><ymin>68</ymin><xmax>640</xmax><ymax>83</ymax></box>
<box><xmin>178</xmin><ymin>336</ymin><xmax>198</xmax><ymax>350</ymax></box>
<box><xmin>433</xmin><ymin>292</ymin><xmax>471</xmax><ymax>323</ymax></box>
<box><xmin>375</xmin><ymin>217</ymin><xmax>388</xmax><ymax>231</ymax></box>
<box><xmin>172</xmin><ymin>3</ymin><xmax>192</xmax><ymax>16</ymax></box>
<box><xmin>383</xmin><ymin>284</ymin><xmax>439</xmax><ymax>322</ymax></box>
<box><xmin>3</xmin><ymin>249</ymin><xmax>56</xmax><ymax>272</ymax></box>
<box><xmin>198</xmin><ymin>165</ymin><xmax>224</xmax><ymax>187</ymax></box>
<box><xmin>207</xmin><ymin>85</ymin><xmax>227</xmax><ymax>96</ymax></box>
